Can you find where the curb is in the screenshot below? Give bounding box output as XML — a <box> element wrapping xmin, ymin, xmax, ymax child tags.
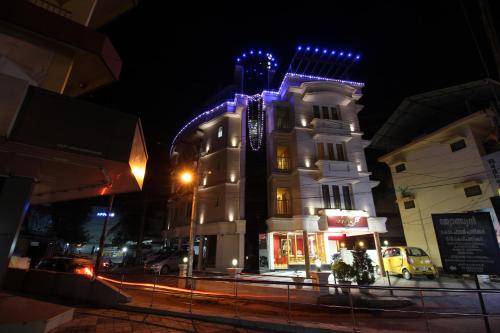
<box><xmin>115</xmin><ymin>303</ymin><xmax>350</xmax><ymax>333</ymax></box>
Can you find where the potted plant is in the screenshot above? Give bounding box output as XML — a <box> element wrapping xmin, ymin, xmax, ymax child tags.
<box><xmin>291</xmin><ymin>269</ymin><xmax>305</xmax><ymax>289</ymax></box>
<box><xmin>351</xmin><ymin>245</ymin><xmax>375</xmax><ymax>294</ymax></box>
<box><xmin>332</xmin><ymin>260</ymin><xmax>355</xmax><ymax>294</ymax></box>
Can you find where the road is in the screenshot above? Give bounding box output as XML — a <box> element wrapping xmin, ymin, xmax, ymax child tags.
<box><xmin>99</xmin><ymin>272</ymin><xmax>500</xmax><ymax>333</ymax></box>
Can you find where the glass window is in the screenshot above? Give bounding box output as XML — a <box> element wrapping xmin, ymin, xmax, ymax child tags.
<box><xmin>404</xmin><ymin>200</ymin><xmax>415</xmax><ymax>209</ymax></box>
<box><xmin>406</xmin><ymin>247</ymin><xmax>428</xmax><ymax>257</ymax></box>
<box><xmin>322</xmin><ymin>106</ymin><xmax>330</xmax><ymax>119</ymax></box>
<box><xmin>322</xmin><ymin>185</ymin><xmax>331</xmax><ymax>209</ymax></box>
<box><xmin>277</xmin><ymin>188</ymin><xmax>291</xmax><ymax>214</ymax></box>
<box><xmin>393</xmin><ymin>248</ymin><xmax>401</xmax><ymax>256</ymax></box>
<box><xmin>313</xmin><ymin>105</ymin><xmax>320</xmax><ymax>119</ymax></box>
<box><xmin>276</xmin><ymin>106</ymin><xmax>291</xmax><ymax>130</ymax></box>
<box><xmin>217</xmin><ymin>126</ymin><xmax>223</xmax><ymax>138</ymax></box>
<box><xmin>330</xmin><ymin>107</ymin><xmax>340</xmax><ymax>120</ymax></box>
<box><xmin>342</xmin><ymin>186</ymin><xmax>353</xmax><ymax>210</ymax></box>
<box><xmin>464</xmin><ymin>185</ymin><xmax>481</xmax><ymax>197</ymax></box>
<box><xmin>276</xmin><ymin>145</ymin><xmax>290</xmax><ymax>171</ymax></box>
<box><xmin>327</xmin><ymin>143</ymin><xmax>335</xmax><ymax>160</ymax></box>
<box><xmin>395</xmin><ymin>163</ymin><xmax>406</xmax><ymax>173</ymax></box>
<box><xmin>317</xmin><ymin>143</ymin><xmax>325</xmax><ymax>160</ymax></box>
<box><xmin>336</xmin><ymin>144</ymin><xmax>346</xmax><ymax>161</ymax></box>
<box><xmin>332</xmin><ymin>185</ymin><xmax>341</xmax><ymax>209</ymax></box>
<box><xmin>450</xmin><ymin>139</ymin><xmax>466</xmax><ymax>152</ymax></box>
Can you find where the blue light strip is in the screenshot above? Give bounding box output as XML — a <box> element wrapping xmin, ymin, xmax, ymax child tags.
<box><xmin>169</xmin><ymin>72</ymin><xmax>364</xmax><ymax>156</ymax></box>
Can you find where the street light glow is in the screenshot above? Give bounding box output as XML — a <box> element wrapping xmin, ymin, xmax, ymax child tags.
<box><xmin>180</xmin><ymin>171</ymin><xmax>194</xmax><ymax>184</ymax></box>
<box><xmin>122</xmin><ymin>247</ymin><xmax>128</xmax><ymax>252</ymax></box>
<box><xmin>358</xmin><ymin>241</ymin><xmax>365</xmax><ymax>247</ymax></box>
<box><xmin>183</xmin><ymin>256</ymin><xmax>188</xmax><ymax>263</ymax></box>
<box><xmin>383</xmin><ymin>240</ymin><xmax>389</xmax><ymax>246</ymax></box>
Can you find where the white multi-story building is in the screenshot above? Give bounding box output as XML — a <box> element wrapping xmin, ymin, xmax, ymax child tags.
<box><xmin>167</xmin><ymin>49</ymin><xmax>387</xmax><ymax>272</ymax></box>
<box><xmin>379</xmin><ymin>110</ymin><xmax>500</xmax><ymax>267</ymax></box>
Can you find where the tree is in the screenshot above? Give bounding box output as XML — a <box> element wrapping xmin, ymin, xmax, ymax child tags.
<box><xmin>50</xmin><ymin>200</ymin><xmax>90</xmax><ymax>244</ymax></box>
<box><xmin>352</xmin><ymin>245</ymin><xmax>375</xmax><ymax>285</ymax></box>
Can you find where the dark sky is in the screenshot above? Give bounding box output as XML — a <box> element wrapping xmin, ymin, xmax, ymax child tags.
<box><xmin>87</xmin><ymin>0</ymin><xmax>499</xmax><ymax>156</ymax></box>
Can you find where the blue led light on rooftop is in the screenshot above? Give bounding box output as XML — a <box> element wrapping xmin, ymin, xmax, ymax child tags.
<box><xmin>306</xmin><ymin>46</ymin><xmax>311</xmax><ymax>51</ymax></box>
<box><xmin>258</xmin><ymin>50</ymin><xmax>262</xmax><ymax>54</ymax></box>
<box><xmin>242</xmin><ymin>53</ymin><xmax>246</xmax><ymax>57</ymax></box>
<box><xmin>323</xmin><ymin>49</ymin><xmax>327</xmax><ymax>54</ymax></box>
<box><xmin>339</xmin><ymin>52</ymin><xmax>344</xmax><ymax>56</ymax></box>
<box><xmin>331</xmin><ymin>50</ymin><xmax>336</xmax><ymax>55</ymax></box>
<box><xmin>314</xmin><ymin>48</ymin><xmax>319</xmax><ymax>52</ymax></box>
<box><xmin>355</xmin><ymin>55</ymin><xmax>361</xmax><ymax>60</ymax></box>
<box><xmin>250</xmin><ymin>50</ymin><xmax>254</xmax><ymax>54</ymax></box>
<box><xmin>236</xmin><ymin>58</ymin><xmax>240</xmax><ymax>62</ymax></box>
<box><xmin>297</xmin><ymin>46</ymin><xmax>302</xmax><ymax>51</ymax></box>
<box><xmin>347</xmin><ymin>52</ymin><xmax>352</xmax><ymax>57</ymax></box>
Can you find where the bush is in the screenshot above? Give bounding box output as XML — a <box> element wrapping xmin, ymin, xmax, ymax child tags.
<box><xmin>352</xmin><ymin>245</ymin><xmax>375</xmax><ymax>285</ymax></box>
<box><xmin>332</xmin><ymin>260</ymin><xmax>355</xmax><ymax>281</ymax></box>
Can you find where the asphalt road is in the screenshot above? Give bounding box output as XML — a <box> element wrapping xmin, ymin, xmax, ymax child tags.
<box><xmin>101</xmin><ymin>272</ymin><xmax>500</xmax><ymax>333</ymax></box>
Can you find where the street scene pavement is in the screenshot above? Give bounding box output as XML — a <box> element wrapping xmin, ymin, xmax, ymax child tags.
<box><xmin>50</xmin><ymin>307</ymin><xmax>271</xmax><ymax>333</ymax></box>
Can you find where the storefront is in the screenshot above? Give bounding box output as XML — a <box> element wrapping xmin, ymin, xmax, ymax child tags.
<box><xmin>266</xmin><ymin>209</ymin><xmax>386</xmax><ymax>270</ymax></box>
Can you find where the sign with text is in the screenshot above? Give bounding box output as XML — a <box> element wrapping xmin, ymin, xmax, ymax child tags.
<box><xmin>327</xmin><ymin>216</ymin><xmax>368</xmax><ymax>228</ymax></box>
<box><xmin>432</xmin><ymin>212</ymin><xmax>500</xmax><ymax>274</ymax></box>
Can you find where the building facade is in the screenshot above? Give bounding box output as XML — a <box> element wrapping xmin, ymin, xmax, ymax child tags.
<box><xmin>168</xmin><ymin>50</ymin><xmax>387</xmax><ymax>272</ymax></box>
<box><xmin>379</xmin><ymin>110</ymin><xmax>500</xmax><ymax>267</ymax></box>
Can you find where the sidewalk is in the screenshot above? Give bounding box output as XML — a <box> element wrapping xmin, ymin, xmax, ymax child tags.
<box><xmin>50</xmin><ymin>307</ymin><xmax>271</xmax><ymax>333</ymax></box>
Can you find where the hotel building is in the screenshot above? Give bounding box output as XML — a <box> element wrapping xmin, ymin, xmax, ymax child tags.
<box><xmin>167</xmin><ymin>48</ymin><xmax>387</xmax><ymax>273</ymax></box>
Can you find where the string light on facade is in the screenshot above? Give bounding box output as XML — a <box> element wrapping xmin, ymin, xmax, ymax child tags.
<box><xmin>247</xmin><ymin>94</ymin><xmax>265</xmax><ymax>151</ymax></box>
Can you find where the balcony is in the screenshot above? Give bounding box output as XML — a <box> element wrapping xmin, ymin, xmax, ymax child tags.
<box><xmin>277</xmin><ymin>157</ymin><xmax>291</xmax><ymax>172</ymax></box>
<box><xmin>315</xmin><ymin>160</ymin><xmax>358</xmax><ymax>181</ymax></box>
<box><xmin>311</xmin><ymin>118</ymin><xmax>352</xmax><ymax>141</ymax></box>
<box><xmin>276</xmin><ymin>198</ymin><xmax>292</xmax><ymax>215</ymax></box>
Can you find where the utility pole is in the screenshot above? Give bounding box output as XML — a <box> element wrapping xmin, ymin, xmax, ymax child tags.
<box><xmin>95</xmin><ymin>194</ymin><xmax>114</xmax><ymax>271</ymax></box>
<box><xmin>187</xmin><ymin>162</ymin><xmax>199</xmax><ymax>279</ymax></box>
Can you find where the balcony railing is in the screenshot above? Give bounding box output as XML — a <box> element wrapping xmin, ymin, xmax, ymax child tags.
<box><xmin>311</xmin><ymin>118</ymin><xmax>351</xmax><ymax>135</ymax></box>
<box><xmin>277</xmin><ymin>157</ymin><xmax>291</xmax><ymax>171</ymax></box>
<box><xmin>276</xmin><ymin>198</ymin><xmax>291</xmax><ymax>215</ymax></box>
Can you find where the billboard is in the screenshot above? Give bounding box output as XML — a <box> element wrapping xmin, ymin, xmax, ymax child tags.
<box><xmin>432</xmin><ymin>212</ymin><xmax>500</xmax><ymax>275</ymax></box>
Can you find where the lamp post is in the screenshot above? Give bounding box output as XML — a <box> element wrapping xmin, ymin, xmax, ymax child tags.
<box><xmin>179</xmin><ymin>169</ymin><xmax>198</xmax><ymax>279</ymax></box>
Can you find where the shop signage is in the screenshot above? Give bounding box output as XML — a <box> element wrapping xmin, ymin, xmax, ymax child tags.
<box><xmin>327</xmin><ymin>215</ymin><xmax>368</xmax><ymax>228</ymax></box>
<box><xmin>432</xmin><ymin>212</ymin><xmax>500</xmax><ymax>275</ymax></box>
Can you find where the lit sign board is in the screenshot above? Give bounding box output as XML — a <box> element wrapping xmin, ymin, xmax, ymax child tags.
<box><xmin>96</xmin><ymin>212</ymin><xmax>115</xmax><ymax>217</ymax></box>
<box><xmin>323</xmin><ymin>209</ymin><xmax>369</xmax><ymax>228</ymax></box>
<box><xmin>432</xmin><ymin>212</ymin><xmax>500</xmax><ymax>275</ymax></box>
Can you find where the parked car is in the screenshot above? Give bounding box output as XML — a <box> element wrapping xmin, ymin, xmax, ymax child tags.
<box><xmin>382</xmin><ymin>246</ymin><xmax>437</xmax><ymax>280</ymax></box>
<box><xmin>144</xmin><ymin>253</ymin><xmax>181</xmax><ymax>274</ymax></box>
<box><xmin>36</xmin><ymin>256</ymin><xmax>95</xmax><ymax>278</ymax></box>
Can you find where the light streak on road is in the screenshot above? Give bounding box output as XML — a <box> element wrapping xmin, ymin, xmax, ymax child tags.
<box><xmin>97</xmin><ymin>275</ymin><xmax>292</xmax><ymax>300</ymax></box>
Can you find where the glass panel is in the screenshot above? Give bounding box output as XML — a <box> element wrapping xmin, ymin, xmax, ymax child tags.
<box><xmin>327</xmin><ymin>143</ymin><xmax>334</xmax><ymax>160</ymax></box>
<box><xmin>342</xmin><ymin>186</ymin><xmax>353</xmax><ymax>210</ymax></box>
<box><xmin>317</xmin><ymin>143</ymin><xmax>325</xmax><ymax>160</ymax></box>
<box><xmin>322</xmin><ymin>185</ymin><xmax>331</xmax><ymax>208</ymax></box>
<box><xmin>313</xmin><ymin>105</ymin><xmax>320</xmax><ymax>119</ymax></box>
<box><xmin>332</xmin><ymin>185</ymin><xmax>341</xmax><ymax>208</ymax></box>
<box><xmin>322</xmin><ymin>106</ymin><xmax>330</xmax><ymax>119</ymax></box>
<box><xmin>276</xmin><ymin>145</ymin><xmax>290</xmax><ymax>171</ymax></box>
<box><xmin>336</xmin><ymin>143</ymin><xmax>346</xmax><ymax>161</ymax></box>
<box><xmin>276</xmin><ymin>188</ymin><xmax>291</xmax><ymax>214</ymax></box>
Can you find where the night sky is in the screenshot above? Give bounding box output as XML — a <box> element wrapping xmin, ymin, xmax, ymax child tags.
<box><xmin>87</xmin><ymin>0</ymin><xmax>499</xmax><ymax>165</ymax></box>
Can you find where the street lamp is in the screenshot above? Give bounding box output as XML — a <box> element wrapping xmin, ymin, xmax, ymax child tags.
<box><xmin>178</xmin><ymin>169</ymin><xmax>198</xmax><ymax>279</ymax></box>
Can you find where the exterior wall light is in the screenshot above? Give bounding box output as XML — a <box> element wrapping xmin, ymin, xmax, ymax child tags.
<box><xmin>305</xmin><ymin>158</ymin><xmax>311</xmax><ymax>168</ymax></box>
<box><xmin>383</xmin><ymin>240</ymin><xmax>389</xmax><ymax>246</ymax></box>
<box><xmin>358</xmin><ymin>241</ymin><xmax>364</xmax><ymax>247</ymax></box>
<box><xmin>232</xmin><ymin>258</ymin><xmax>238</xmax><ymax>267</ymax></box>
<box><xmin>228</xmin><ymin>212</ymin><xmax>234</xmax><ymax>222</ymax></box>
<box><xmin>122</xmin><ymin>247</ymin><xmax>128</xmax><ymax>253</ymax></box>
<box><xmin>231</xmin><ymin>137</ymin><xmax>238</xmax><ymax>147</ymax></box>
<box><xmin>340</xmin><ymin>242</ymin><xmax>346</xmax><ymax>248</ymax></box>
<box><xmin>301</xmin><ymin>118</ymin><xmax>307</xmax><ymax>127</ymax></box>
<box><xmin>230</xmin><ymin>174</ymin><xmax>236</xmax><ymax>182</ymax></box>
<box><xmin>183</xmin><ymin>257</ymin><xmax>188</xmax><ymax>263</ymax></box>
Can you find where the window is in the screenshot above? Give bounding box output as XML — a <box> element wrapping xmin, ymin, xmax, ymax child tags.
<box><xmin>336</xmin><ymin>144</ymin><xmax>346</xmax><ymax>161</ymax></box>
<box><xmin>322</xmin><ymin>106</ymin><xmax>330</xmax><ymax>119</ymax></box>
<box><xmin>277</xmin><ymin>188</ymin><xmax>291</xmax><ymax>214</ymax></box>
<box><xmin>406</xmin><ymin>247</ymin><xmax>428</xmax><ymax>257</ymax></box>
<box><xmin>404</xmin><ymin>200</ymin><xmax>415</xmax><ymax>209</ymax></box>
<box><xmin>330</xmin><ymin>107</ymin><xmax>340</xmax><ymax>120</ymax></box>
<box><xmin>313</xmin><ymin>105</ymin><xmax>320</xmax><ymax>119</ymax></box>
<box><xmin>217</xmin><ymin>126</ymin><xmax>223</xmax><ymax>138</ymax></box>
<box><xmin>317</xmin><ymin>143</ymin><xmax>325</xmax><ymax>160</ymax></box>
<box><xmin>395</xmin><ymin>163</ymin><xmax>406</xmax><ymax>173</ymax></box>
<box><xmin>276</xmin><ymin>145</ymin><xmax>290</xmax><ymax>171</ymax></box>
<box><xmin>322</xmin><ymin>185</ymin><xmax>331</xmax><ymax>208</ymax></box>
<box><xmin>342</xmin><ymin>186</ymin><xmax>353</xmax><ymax>210</ymax></box>
<box><xmin>464</xmin><ymin>185</ymin><xmax>482</xmax><ymax>197</ymax></box>
<box><xmin>332</xmin><ymin>185</ymin><xmax>341</xmax><ymax>209</ymax></box>
<box><xmin>450</xmin><ymin>139</ymin><xmax>466</xmax><ymax>152</ymax></box>
<box><xmin>276</xmin><ymin>106</ymin><xmax>291</xmax><ymax>130</ymax></box>
<box><xmin>327</xmin><ymin>143</ymin><xmax>335</xmax><ymax>160</ymax></box>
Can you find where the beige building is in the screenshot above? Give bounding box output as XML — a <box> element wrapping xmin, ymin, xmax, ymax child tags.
<box><xmin>379</xmin><ymin>110</ymin><xmax>500</xmax><ymax>267</ymax></box>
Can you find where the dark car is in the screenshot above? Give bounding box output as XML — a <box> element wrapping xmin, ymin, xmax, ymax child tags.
<box><xmin>36</xmin><ymin>256</ymin><xmax>95</xmax><ymax>278</ymax></box>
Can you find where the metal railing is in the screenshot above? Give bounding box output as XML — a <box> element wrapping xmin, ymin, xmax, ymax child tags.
<box><xmin>99</xmin><ymin>271</ymin><xmax>500</xmax><ymax>333</ymax></box>
<box><xmin>276</xmin><ymin>198</ymin><xmax>291</xmax><ymax>215</ymax></box>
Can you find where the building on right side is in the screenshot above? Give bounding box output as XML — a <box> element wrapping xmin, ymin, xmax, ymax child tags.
<box><xmin>374</xmin><ymin>80</ymin><xmax>500</xmax><ymax>268</ymax></box>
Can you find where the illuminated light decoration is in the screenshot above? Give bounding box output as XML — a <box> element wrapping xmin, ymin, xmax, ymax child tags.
<box><xmin>250</xmin><ymin>50</ymin><xmax>254</xmax><ymax>54</ymax></box>
<box><xmin>236</xmin><ymin>58</ymin><xmax>240</xmax><ymax>62</ymax></box>
<box><xmin>339</xmin><ymin>52</ymin><xmax>344</xmax><ymax>56</ymax></box>
<box><xmin>247</xmin><ymin>94</ymin><xmax>265</xmax><ymax>151</ymax></box>
<box><xmin>350</xmin><ymin>123</ymin><xmax>355</xmax><ymax>131</ymax></box>
<box><xmin>258</xmin><ymin>50</ymin><xmax>262</xmax><ymax>55</ymax></box>
<box><xmin>306</xmin><ymin>46</ymin><xmax>311</xmax><ymax>51</ymax></box>
<box><xmin>383</xmin><ymin>240</ymin><xmax>389</xmax><ymax>246</ymax></box>
<box><xmin>232</xmin><ymin>258</ymin><xmax>238</xmax><ymax>267</ymax></box>
<box><xmin>347</xmin><ymin>53</ymin><xmax>352</xmax><ymax>58</ymax></box>
<box><xmin>331</xmin><ymin>50</ymin><xmax>336</xmax><ymax>55</ymax></box>
<box><xmin>314</xmin><ymin>47</ymin><xmax>319</xmax><ymax>52</ymax></box>
<box><xmin>357</xmin><ymin>163</ymin><xmax>362</xmax><ymax>172</ymax></box>
<box><xmin>228</xmin><ymin>212</ymin><xmax>234</xmax><ymax>222</ymax></box>
<box><xmin>304</xmin><ymin>158</ymin><xmax>311</xmax><ymax>168</ymax></box>
<box><xmin>301</xmin><ymin>118</ymin><xmax>307</xmax><ymax>127</ymax></box>
<box><xmin>278</xmin><ymin>73</ymin><xmax>364</xmax><ymax>96</ymax></box>
<box><xmin>355</xmin><ymin>55</ymin><xmax>361</xmax><ymax>60</ymax></box>
<box><xmin>297</xmin><ymin>46</ymin><xmax>302</xmax><ymax>51</ymax></box>
<box><xmin>183</xmin><ymin>257</ymin><xmax>188</xmax><ymax>263</ymax></box>
<box><xmin>323</xmin><ymin>49</ymin><xmax>327</xmax><ymax>54</ymax></box>
<box><xmin>323</xmin><ymin>209</ymin><xmax>369</xmax><ymax>218</ymax></box>
<box><xmin>242</xmin><ymin>53</ymin><xmax>246</xmax><ymax>57</ymax></box>
<box><xmin>230</xmin><ymin>173</ymin><xmax>236</xmax><ymax>182</ymax></box>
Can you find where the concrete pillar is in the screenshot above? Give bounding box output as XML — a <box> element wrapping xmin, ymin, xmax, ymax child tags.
<box><xmin>303</xmin><ymin>231</ymin><xmax>311</xmax><ymax>279</ymax></box>
<box><xmin>0</xmin><ymin>177</ymin><xmax>34</xmax><ymax>288</ymax></box>
<box><xmin>196</xmin><ymin>235</ymin><xmax>204</xmax><ymax>271</ymax></box>
<box><xmin>238</xmin><ymin>232</ymin><xmax>245</xmax><ymax>270</ymax></box>
<box><xmin>373</xmin><ymin>232</ymin><xmax>386</xmax><ymax>277</ymax></box>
